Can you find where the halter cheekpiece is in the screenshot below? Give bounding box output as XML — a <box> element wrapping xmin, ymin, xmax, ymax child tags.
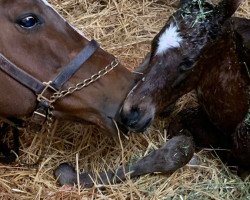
<box><xmin>0</xmin><ymin>39</ymin><xmax>119</xmax><ymax>165</ymax></box>
<box><xmin>0</xmin><ymin>40</ymin><xmax>99</xmax><ymax>127</ymax></box>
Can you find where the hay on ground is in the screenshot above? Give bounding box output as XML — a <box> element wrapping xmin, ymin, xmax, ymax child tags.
<box><xmin>0</xmin><ymin>0</ymin><xmax>249</xmax><ymax>199</ymax></box>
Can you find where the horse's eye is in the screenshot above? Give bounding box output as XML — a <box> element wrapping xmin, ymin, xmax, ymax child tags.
<box><xmin>16</xmin><ymin>14</ymin><xmax>41</xmax><ymax>29</ymax></box>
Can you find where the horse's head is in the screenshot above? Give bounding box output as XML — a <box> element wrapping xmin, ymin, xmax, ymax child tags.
<box><xmin>120</xmin><ymin>0</ymin><xmax>243</xmax><ymax>132</ymax></box>
<box><xmin>0</xmin><ymin>0</ymin><xmax>134</xmax><ymax>134</ymax></box>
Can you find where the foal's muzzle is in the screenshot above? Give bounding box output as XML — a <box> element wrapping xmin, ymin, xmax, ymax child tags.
<box><xmin>119</xmin><ymin>104</ymin><xmax>154</xmax><ymax>132</ymax></box>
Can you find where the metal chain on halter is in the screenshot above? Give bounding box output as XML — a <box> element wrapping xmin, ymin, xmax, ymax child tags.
<box><xmin>17</xmin><ymin>58</ymin><xmax>119</xmax><ymax>167</ymax></box>
<box><xmin>50</xmin><ymin>58</ymin><xmax>119</xmax><ymax>103</ymax></box>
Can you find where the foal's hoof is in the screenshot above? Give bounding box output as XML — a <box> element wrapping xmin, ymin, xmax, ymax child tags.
<box><xmin>54</xmin><ymin>163</ymin><xmax>76</xmax><ymax>186</ymax></box>
<box><xmin>54</xmin><ymin>163</ymin><xmax>96</xmax><ymax>188</ymax></box>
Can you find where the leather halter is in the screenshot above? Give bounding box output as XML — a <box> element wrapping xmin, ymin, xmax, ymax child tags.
<box><xmin>0</xmin><ymin>39</ymin><xmax>99</xmax><ymax>127</ymax></box>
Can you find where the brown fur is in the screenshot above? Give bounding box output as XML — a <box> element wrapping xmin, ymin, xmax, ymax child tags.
<box><xmin>120</xmin><ymin>0</ymin><xmax>250</xmax><ymax>173</ymax></box>
<box><xmin>0</xmin><ymin>0</ymin><xmax>135</xmax><ymax>134</ymax></box>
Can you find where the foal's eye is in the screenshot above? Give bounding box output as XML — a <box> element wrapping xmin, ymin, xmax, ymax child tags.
<box><xmin>16</xmin><ymin>14</ymin><xmax>42</xmax><ymax>30</ymax></box>
<box><xmin>179</xmin><ymin>59</ymin><xmax>194</xmax><ymax>72</ymax></box>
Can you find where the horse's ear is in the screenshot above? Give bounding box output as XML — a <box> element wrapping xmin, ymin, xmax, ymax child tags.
<box><xmin>217</xmin><ymin>0</ymin><xmax>244</xmax><ymax>20</ymax></box>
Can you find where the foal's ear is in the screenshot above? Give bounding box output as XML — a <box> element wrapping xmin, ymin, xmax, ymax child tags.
<box><xmin>179</xmin><ymin>0</ymin><xmax>190</xmax><ymax>6</ymax></box>
<box><xmin>179</xmin><ymin>0</ymin><xmax>205</xmax><ymax>6</ymax></box>
<box><xmin>217</xmin><ymin>0</ymin><xmax>244</xmax><ymax>19</ymax></box>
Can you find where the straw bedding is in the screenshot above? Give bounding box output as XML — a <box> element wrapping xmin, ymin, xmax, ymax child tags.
<box><xmin>0</xmin><ymin>0</ymin><xmax>249</xmax><ymax>199</ymax></box>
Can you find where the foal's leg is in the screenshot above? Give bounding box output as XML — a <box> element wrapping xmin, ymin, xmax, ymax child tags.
<box><xmin>55</xmin><ymin>135</ymin><xmax>194</xmax><ymax>187</ymax></box>
<box><xmin>168</xmin><ymin>106</ymin><xmax>234</xmax><ymax>168</ymax></box>
<box><xmin>168</xmin><ymin>106</ymin><xmax>231</xmax><ymax>149</ymax></box>
<box><xmin>169</xmin><ymin>107</ymin><xmax>250</xmax><ymax>177</ymax></box>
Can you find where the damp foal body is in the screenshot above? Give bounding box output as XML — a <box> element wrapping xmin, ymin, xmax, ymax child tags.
<box><xmin>54</xmin><ymin>0</ymin><xmax>249</xmax><ymax>187</ymax></box>
<box><xmin>120</xmin><ymin>0</ymin><xmax>250</xmax><ymax>173</ymax></box>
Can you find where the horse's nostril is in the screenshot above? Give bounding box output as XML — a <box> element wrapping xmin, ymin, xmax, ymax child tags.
<box><xmin>120</xmin><ymin>106</ymin><xmax>140</xmax><ymax>128</ymax></box>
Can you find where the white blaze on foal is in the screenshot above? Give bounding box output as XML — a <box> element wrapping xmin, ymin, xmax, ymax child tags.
<box><xmin>156</xmin><ymin>23</ymin><xmax>182</xmax><ymax>55</ymax></box>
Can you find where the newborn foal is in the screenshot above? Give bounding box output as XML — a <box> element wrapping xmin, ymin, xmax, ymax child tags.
<box><xmin>120</xmin><ymin>0</ymin><xmax>250</xmax><ymax>175</ymax></box>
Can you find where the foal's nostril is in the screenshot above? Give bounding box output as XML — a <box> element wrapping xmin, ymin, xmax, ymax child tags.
<box><xmin>129</xmin><ymin>107</ymin><xmax>140</xmax><ymax>126</ymax></box>
<box><xmin>120</xmin><ymin>106</ymin><xmax>140</xmax><ymax>128</ymax></box>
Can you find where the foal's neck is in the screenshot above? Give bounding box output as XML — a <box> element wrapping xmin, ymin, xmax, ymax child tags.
<box><xmin>196</xmin><ymin>20</ymin><xmax>250</xmax><ymax>132</ymax></box>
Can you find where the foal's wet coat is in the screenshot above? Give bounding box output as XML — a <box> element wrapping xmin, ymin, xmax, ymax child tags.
<box><xmin>120</xmin><ymin>0</ymin><xmax>250</xmax><ymax>175</ymax></box>
<box><xmin>55</xmin><ymin>0</ymin><xmax>249</xmax><ymax>187</ymax></box>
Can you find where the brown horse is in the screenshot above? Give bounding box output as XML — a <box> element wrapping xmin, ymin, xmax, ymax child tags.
<box><xmin>120</xmin><ymin>0</ymin><xmax>250</xmax><ymax>174</ymax></box>
<box><xmin>0</xmin><ymin>0</ymin><xmax>135</xmax><ymax>161</ymax></box>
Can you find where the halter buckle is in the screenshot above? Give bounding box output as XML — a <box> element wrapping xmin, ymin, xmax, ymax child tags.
<box><xmin>29</xmin><ymin>101</ymin><xmax>50</xmax><ymax>133</ymax></box>
<box><xmin>37</xmin><ymin>81</ymin><xmax>58</xmax><ymax>104</ymax></box>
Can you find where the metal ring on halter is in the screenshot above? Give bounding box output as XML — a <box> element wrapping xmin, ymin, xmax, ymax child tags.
<box><xmin>0</xmin><ymin>39</ymin><xmax>119</xmax><ymax>167</ymax></box>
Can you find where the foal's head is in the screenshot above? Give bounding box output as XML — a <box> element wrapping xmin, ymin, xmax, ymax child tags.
<box><xmin>0</xmin><ymin>0</ymin><xmax>134</xmax><ymax>134</ymax></box>
<box><xmin>120</xmin><ymin>0</ymin><xmax>243</xmax><ymax>132</ymax></box>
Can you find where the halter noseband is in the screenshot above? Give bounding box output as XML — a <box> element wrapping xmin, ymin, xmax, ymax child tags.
<box><xmin>0</xmin><ymin>39</ymin><xmax>100</xmax><ymax>127</ymax></box>
<box><xmin>0</xmin><ymin>39</ymin><xmax>120</xmax><ymax>165</ymax></box>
